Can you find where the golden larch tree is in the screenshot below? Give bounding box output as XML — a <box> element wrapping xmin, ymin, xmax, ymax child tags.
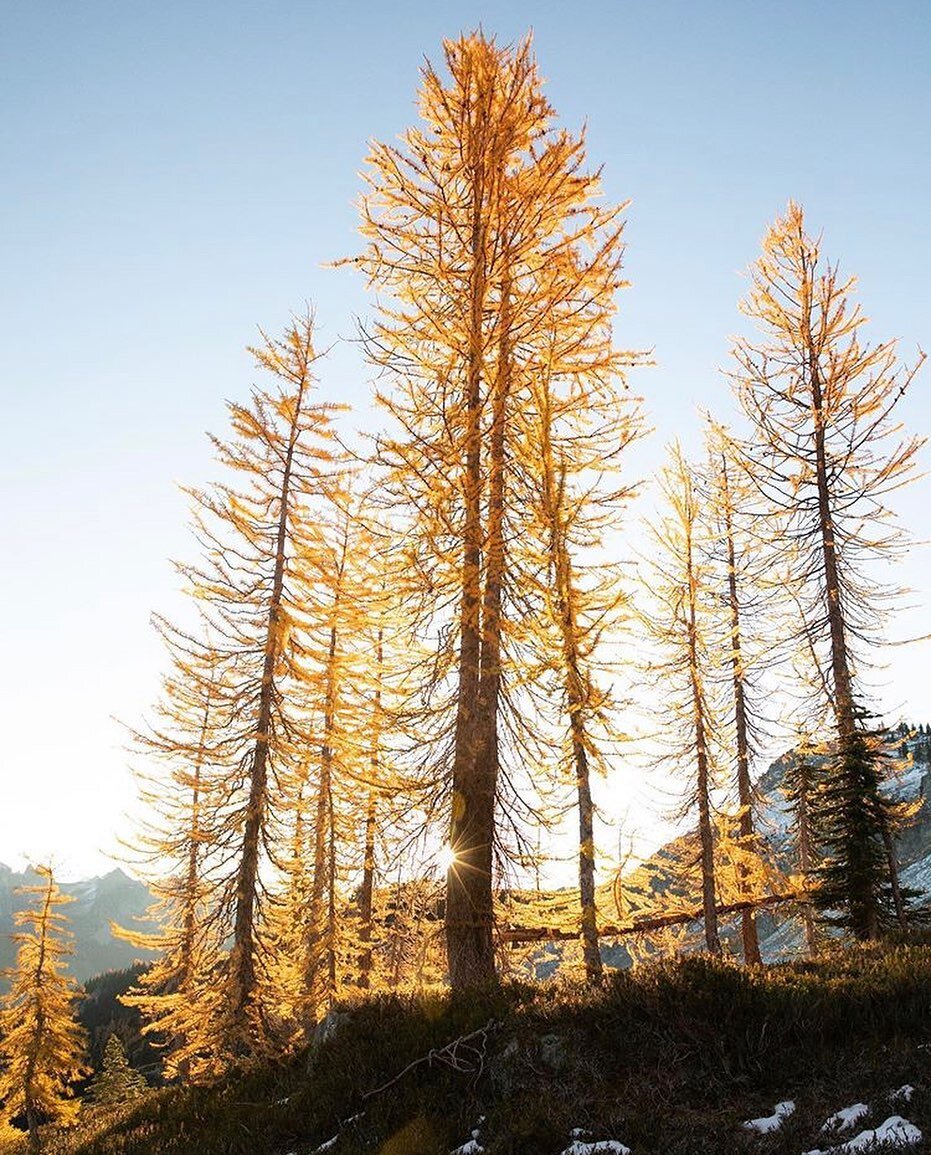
<box><xmin>523</xmin><ymin>333</ymin><xmax>643</xmax><ymax>982</ymax></box>
<box><xmin>639</xmin><ymin>444</ymin><xmax>722</xmax><ymax>955</ymax></box>
<box><xmin>698</xmin><ymin>421</ymin><xmax>775</xmax><ymax>964</ymax></box>
<box><xmin>732</xmin><ymin>202</ymin><xmax>925</xmax><ymax>938</ymax></box>
<box><xmin>348</xmin><ymin>31</ymin><xmax>637</xmax><ymax>987</ymax></box>
<box><xmin>170</xmin><ymin>310</ymin><xmax>341</xmax><ymax>1055</ymax></box>
<box><xmin>0</xmin><ymin>867</ymin><xmax>88</xmax><ymax>1153</ymax></box>
<box><xmin>115</xmin><ymin>619</ymin><xmax>233</xmax><ymax>1078</ymax></box>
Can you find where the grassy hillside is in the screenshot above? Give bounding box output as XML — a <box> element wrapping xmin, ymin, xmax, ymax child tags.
<box><xmin>8</xmin><ymin>947</ymin><xmax>931</xmax><ymax>1155</ymax></box>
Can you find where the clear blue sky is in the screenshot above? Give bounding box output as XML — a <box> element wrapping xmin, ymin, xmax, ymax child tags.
<box><xmin>2</xmin><ymin>1</ymin><xmax>928</xmax><ymax>877</ymax></box>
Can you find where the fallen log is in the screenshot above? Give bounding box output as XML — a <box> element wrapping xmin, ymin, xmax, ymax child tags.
<box><xmin>504</xmin><ymin>890</ymin><xmax>801</xmax><ymax>944</ymax></box>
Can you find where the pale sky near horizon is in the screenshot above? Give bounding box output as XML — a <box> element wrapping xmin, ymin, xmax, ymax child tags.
<box><xmin>1</xmin><ymin>1</ymin><xmax>929</xmax><ymax>880</ymax></box>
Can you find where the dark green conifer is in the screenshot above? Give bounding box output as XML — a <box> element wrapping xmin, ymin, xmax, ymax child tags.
<box><xmin>87</xmin><ymin>1034</ymin><xmax>148</xmax><ymax>1106</ymax></box>
<box><xmin>813</xmin><ymin>718</ymin><xmax>920</xmax><ymax>939</ymax></box>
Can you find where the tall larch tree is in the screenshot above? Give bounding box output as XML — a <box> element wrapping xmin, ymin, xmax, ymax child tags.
<box><xmin>348</xmin><ymin>31</ymin><xmax>636</xmax><ymax>987</ymax></box>
<box><xmin>0</xmin><ymin>867</ymin><xmax>88</xmax><ymax>1153</ymax></box>
<box><xmin>300</xmin><ymin>494</ymin><xmax>368</xmax><ymax>1027</ymax></box>
<box><xmin>640</xmin><ymin>444</ymin><xmax>722</xmax><ymax>955</ymax></box>
<box><xmin>733</xmin><ymin>202</ymin><xmax>925</xmax><ymax>938</ymax></box>
<box><xmin>524</xmin><ymin>324</ymin><xmax>643</xmax><ymax>982</ymax></box>
<box><xmin>176</xmin><ymin>310</ymin><xmax>341</xmax><ymax>1054</ymax></box>
<box><xmin>699</xmin><ymin>422</ymin><xmax>771</xmax><ymax>964</ymax></box>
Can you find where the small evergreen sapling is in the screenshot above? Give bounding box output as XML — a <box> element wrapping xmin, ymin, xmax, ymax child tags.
<box><xmin>813</xmin><ymin>718</ymin><xmax>922</xmax><ymax>938</ymax></box>
<box><xmin>87</xmin><ymin>1035</ymin><xmax>148</xmax><ymax>1106</ymax></box>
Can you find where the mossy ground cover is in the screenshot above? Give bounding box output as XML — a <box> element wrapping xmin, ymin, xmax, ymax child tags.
<box><xmin>10</xmin><ymin>947</ymin><xmax>931</xmax><ymax>1155</ymax></box>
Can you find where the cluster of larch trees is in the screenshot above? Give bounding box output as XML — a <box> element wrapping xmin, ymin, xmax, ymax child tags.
<box><xmin>94</xmin><ymin>30</ymin><xmax>922</xmax><ymax>1081</ymax></box>
<box><xmin>103</xmin><ymin>33</ymin><xmax>643</xmax><ymax>1078</ymax></box>
<box><xmin>0</xmin><ymin>26</ymin><xmax>924</xmax><ymax>1148</ymax></box>
<box><xmin>641</xmin><ymin>202</ymin><xmax>925</xmax><ymax>957</ymax></box>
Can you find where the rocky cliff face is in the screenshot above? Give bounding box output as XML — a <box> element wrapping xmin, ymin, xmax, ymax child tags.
<box><xmin>0</xmin><ymin>864</ymin><xmax>159</xmax><ymax>982</ymax></box>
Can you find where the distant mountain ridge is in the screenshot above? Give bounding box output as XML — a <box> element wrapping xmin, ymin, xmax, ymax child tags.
<box><xmin>0</xmin><ymin>863</ymin><xmax>159</xmax><ymax>982</ymax></box>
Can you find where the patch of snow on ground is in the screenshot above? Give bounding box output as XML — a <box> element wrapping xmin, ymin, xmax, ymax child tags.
<box><xmin>450</xmin><ymin>1138</ymin><xmax>483</xmax><ymax>1155</ymax></box>
<box><xmin>450</xmin><ymin>1128</ymin><xmax>484</xmax><ymax>1154</ymax></box>
<box><xmin>890</xmin><ymin>1085</ymin><xmax>915</xmax><ymax>1105</ymax></box>
<box><xmin>450</xmin><ymin>1117</ymin><xmax>485</xmax><ymax>1154</ymax></box>
<box><xmin>743</xmin><ymin>1100</ymin><xmax>795</xmax><ymax>1134</ymax></box>
<box><xmin>821</xmin><ymin>1104</ymin><xmax>869</xmax><ymax>1133</ymax></box>
<box><xmin>803</xmin><ymin>1115</ymin><xmax>922</xmax><ymax>1154</ymax></box>
<box><xmin>311</xmin><ymin>1113</ymin><xmax>362</xmax><ymax>1153</ymax></box>
<box><xmin>560</xmin><ymin>1128</ymin><xmax>631</xmax><ymax>1155</ymax></box>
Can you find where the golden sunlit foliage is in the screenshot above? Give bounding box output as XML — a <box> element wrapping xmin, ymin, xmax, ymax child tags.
<box><xmin>0</xmin><ymin>868</ymin><xmax>88</xmax><ymax>1151</ymax></box>
<box><xmin>114</xmin><ymin>620</ymin><xmax>231</xmax><ymax>1078</ymax></box>
<box><xmin>349</xmin><ymin>29</ymin><xmax>641</xmax><ymax>989</ymax></box>
<box><xmin>639</xmin><ymin>444</ymin><xmax>724</xmax><ymax>954</ymax></box>
<box><xmin>122</xmin><ymin>310</ymin><xmax>344</xmax><ymax>1068</ymax></box>
<box><xmin>107</xmin><ymin>36</ymin><xmax>929</xmax><ymax>1094</ymax></box>
<box><xmin>733</xmin><ymin>202</ymin><xmax>926</xmax><ymax>938</ymax></box>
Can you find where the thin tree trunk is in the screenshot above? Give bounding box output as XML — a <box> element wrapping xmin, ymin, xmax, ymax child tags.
<box><xmin>810</xmin><ymin>379</ymin><xmax>855</xmax><ymax>736</ymax></box>
<box><xmin>572</xmin><ymin>714</ymin><xmax>603</xmax><ymax>981</ymax></box>
<box><xmin>26</xmin><ymin>1093</ymin><xmax>40</xmax><ymax>1155</ymax></box>
<box><xmin>306</xmin><ymin>764</ymin><xmax>329</xmax><ymax>1032</ymax></box>
<box><xmin>800</xmin><ymin>248</ymin><xmax>881</xmax><ymax>940</ymax></box>
<box><xmin>389</xmin><ymin>874</ymin><xmax>405</xmax><ymax>989</ymax></box>
<box><xmin>881</xmin><ymin>821</ymin><xmax>908</xmax><ymax>929</ymax></box>
<box><xmin>358</xmin><ymin>621</ymin><xmax>384</xmax><ymax>988</ymax></box>
<box><xmin>24</xmin><ymin>876</ymin><xmax>53</xmax><ymax>1155</ymax></box>
<box><xmin>305</xmin><ymin>510</ymin><xmax>351</xmax><ymax>1024</ymax></box>
<box><xmin>175</xmin><ymin>694</ymin><xmax>208</xmax><ymax>1079</ymax></box>
<box><xmin>306</xmin><ymin>620</ymin><xmax>338</xmax><ymax>1029</ymax></box>
<box><xmin>180</xmin><ymin>690</ymin><xmax>210</xmax><ymax>986</ymax></box>
<box><xmin>719</xmin><ymin>457</ymin><xmax>762</xmax><ymax>965</ymax></box>
<box><xmin>540</xmin><ymin>410</ymin><xmax>603</xmax><ymax>984</ymax></box>
<box><xmin>447</xmin><ymin>148</ymin><xmax>494</xmax><ymax>989</ymax></box>
<box><xmin>694</xmin><ymin>719</ymin><xmax>721</xmax><ymax>956</ymax></box>
<box><xmin>327</xmin><ymin>776</ymin><xmax>338</xmax><ymax>997</ymax></box>
<box><xmin>358</xmin><ymin>793</ymin><xmax>377</xmax><ymax>988</ymax></box>
<box><xmin>685</xmin><ymin>513</ymin><xmax>721</xmax><ymax>956</ymax></box>
<box><xmin>229</xmin><ymin>380</ymin><xmax>306</xmax><ymax>1035</ymax></box>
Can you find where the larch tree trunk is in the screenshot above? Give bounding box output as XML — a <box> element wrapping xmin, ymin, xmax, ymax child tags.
<box><xmin>306</xmin><ymin>605</ymin><xmax>341</xmax><ymax>1026</ymax></box>
<box><xmin>447</xmin><ymin>120</ymin><xmax>497</xmax><ymax>988</ymax></box>
<box><xmin>228</xmin><ymin>378</ymin><xmax>306</xmax><ymax>1041</ymax></box>
<box><xmin>538</xmin><ymin>393</ymin><xmax>603</xmax><ymax>983</ymax></box>
<box><xmin>719</xmin><ymin>456</ymin><xmax>762</xmax><ymax>965</ymax></box>
<box><xmin>794</xmin><ymin>761</ymin><xmax>817</xmax><ymax>958</ymax></box>
<box><xmin>801</xmin><ymin>251</ymin><xmax>880</xmax><ymax>941</ymax></box>
<box><xmin>685</xmin><ymin>523</ymin><xmax>721</xmax><ymax>956</ymax></box>
<box><xmin>359</xmin><ymin>622</ymin><xmax>385</xmax><ymax>988</ymax></box>
<box><xmin>358</xmin><ymin>792</ymin><xmax>377</xmax><ymax>988</ymax></box>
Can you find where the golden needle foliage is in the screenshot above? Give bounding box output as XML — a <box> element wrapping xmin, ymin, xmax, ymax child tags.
<box><xmin>348</xmin><ymin>30</ymin><xmax>640</xmax><ymax>987</ymax></box>
<box><xmin>0</xmin><ymin>867</ymin><xmax>88</xmax><ymax>1149</ymax></box>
